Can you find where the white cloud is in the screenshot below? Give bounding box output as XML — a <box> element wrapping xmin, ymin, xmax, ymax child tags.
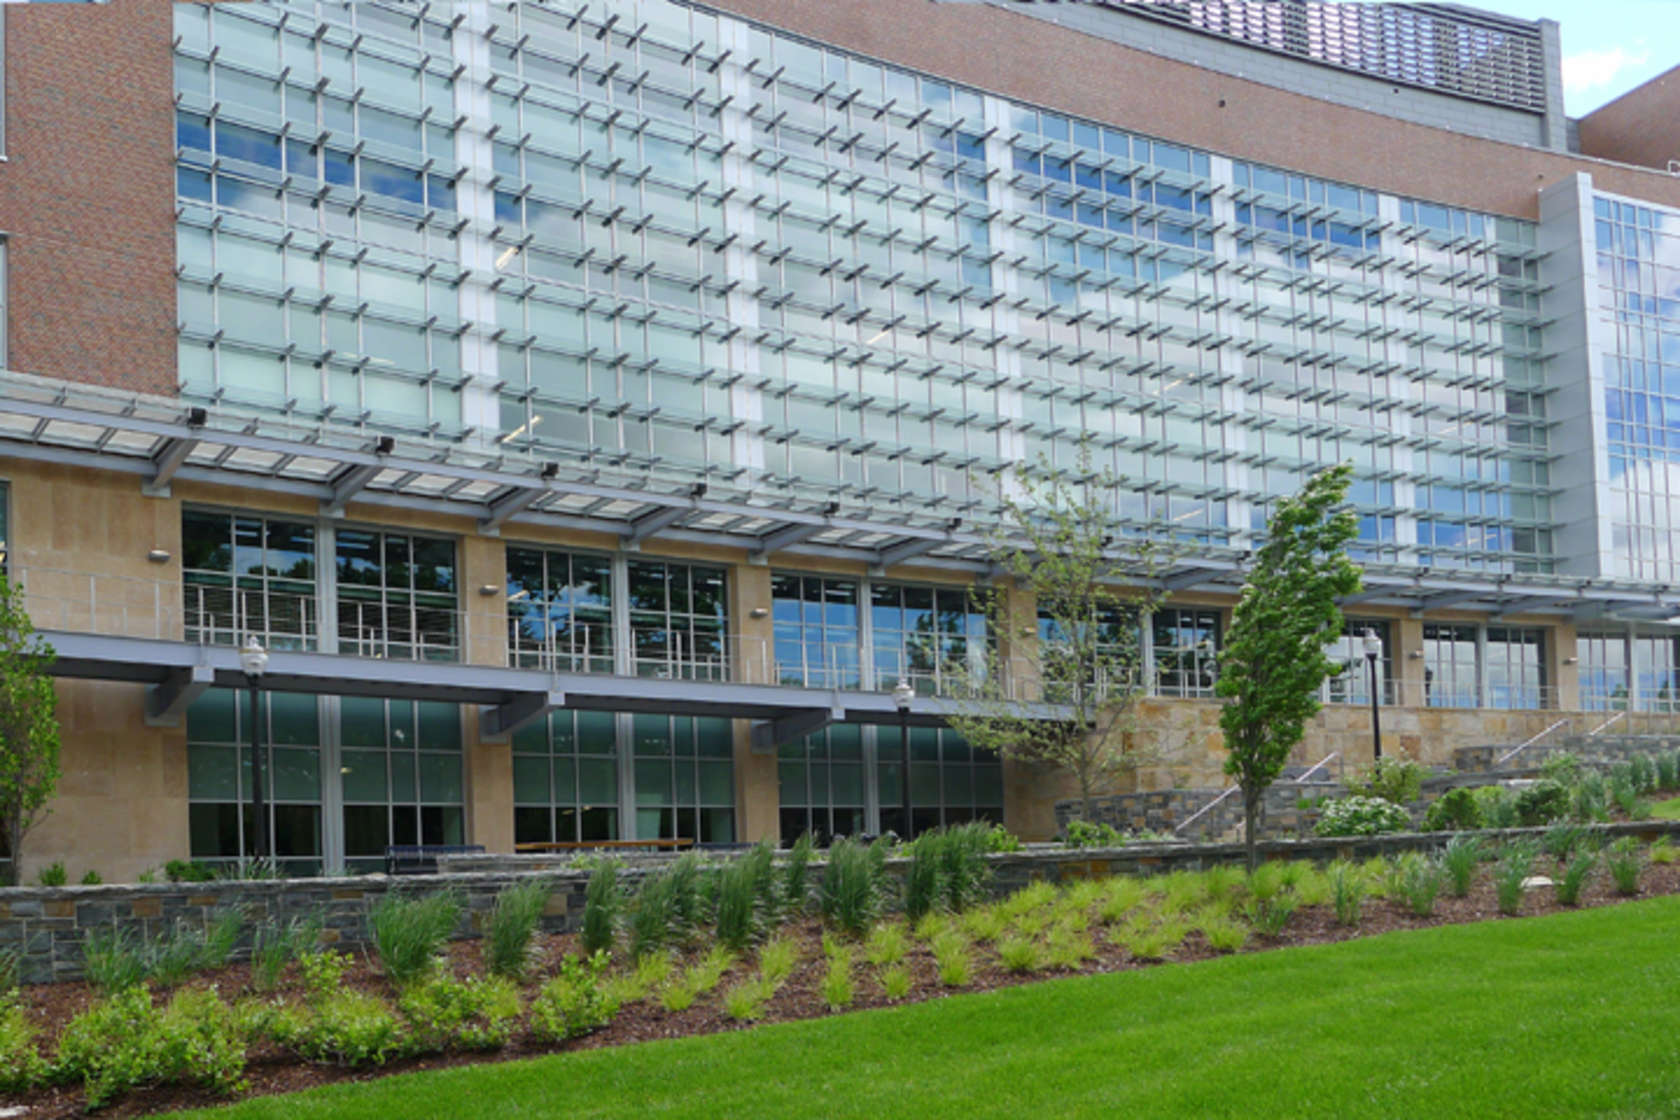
<box><xmin>1563</xmin><ymin>45</ymin><xmax>1651</xmax><ymax>95</ymax></box>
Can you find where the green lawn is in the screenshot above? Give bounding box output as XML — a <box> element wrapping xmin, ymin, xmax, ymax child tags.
<box><xmin>1650</xmin><ymin>796</ymin><xmax>1680</xmax><ymax>820</ymax></box>
<box><xmin>178</xmin><ymin>897</ymin><xmax>1680</xmax><ymax>1119</ymax></box>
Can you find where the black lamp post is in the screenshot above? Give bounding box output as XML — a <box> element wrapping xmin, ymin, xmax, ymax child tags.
<box><xmin>893</xmin><ymin>678</ymin><xmax>914</xmax><ymax>840</ymax></box>
<box><xmin>240</xmin><ymin>634</ymin><xmax>270</xmax><ymax>862</ymax></box>
<box><xmin>1363</xmin><ymin>627</ymin><xmax>1382</xmax><ymax>763</ymax></box>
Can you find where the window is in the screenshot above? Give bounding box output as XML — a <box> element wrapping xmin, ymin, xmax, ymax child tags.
<box><xmin>778</xmin><ymin>725</ymin><xmax>867</xmax><ymax>844</ymax></box>
<box><xmin>631</xmin><ymin>714</ymin><xmax>735</xmax><ymax>842</ymax></box>
<box><xmin>1153</xmin><ymin>608</ymin><xmax>1220</xmax><ymax>698</ymax></box>
<box><xmin>1037</xmin><ymin>601</ymin><xmax>1141</xmax><ymax>703</ymax></box>
<box><xmin>877</xmin><ymin>725</ymin><xmax>1003</xmax><ymax>839</ymax></box>
<box><xmin>182</xmin><ymin>509</ymin><xmax>317</xmax><ymax>649</ymax></box>
<box><xmin>505</xmin><ymin>546</ymin><xmax>613</xmax><ymax>672</ymax></box>
<box><xmin>869</xmin><ymin>582</ymin><xmax>988</xmax><ymax>697</ymax></box>
<box><xmin>1327</xmin><ymin>620</ymin><xmax>1393</xmax><ymax>705</ymax></box>
<box><xmin>771</xmin><ymin>573</ymin><xmax>860</xmax><ymax>688</ymax></box>
<box><xmin>513</xmin><ymin>710</ymin><xmax>621</xmax><ymax>844</ymax></box>
<box><xmin>1578</xmin><ymin>631</ymin><xmax>1629</xmax><ymax>711</ymax></box>
<box><xmin>1423</xmin><ymin>624</ymin><xmax>1479</xmax><ymax>708</ymax></box>
<box><xmin>336</xmin><ymin>529</ymin><xmax>458</xmax><ymax>660</ymax></box>
<box><xmin>339</xmin><ymin>698</ymin><xmax>464</xmax><ymax>870</ymax></box>
<box><xmin>187</xmin><ymin>688</ymin><xmax>323</xmax><ymax>875</ymax></box>
<box><xmin>626</xmin><ymin>559</ymin><xmax>728</xmax><ymax>680</ymax></box>
<box><xmin>1485</xmin><ymin>628</ymin><xmax>1546</xmax><ymax>709</ymax></box>
<box><xmin>1634</xmin><ymin>635</ymin><xmax>1680</xmax><ymax>714</ymax></box>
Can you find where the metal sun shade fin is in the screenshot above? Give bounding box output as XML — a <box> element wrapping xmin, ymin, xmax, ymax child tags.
<box><xmin>620</xmin><ymin>503</ymin><xmax>690</xmax><ymax>546</ymax></box>
<box><xmin>144</xmin><ymin>435</ymin><xmax>200</xmax><ymax>494</ymax></box>
<box><xmin>1160</xmin><ymin>566</ymin><xmax>1216</xmax><ymax>591</ymax></box>
<box><xmin>875</xmin><ymin>534</ymin><xmax>943</xmax><ymax>568</ymax></box>
<box><xmin>751</xmin><ymin>519</ymin><xmax>827</xmax><ymax>558</ymax></box>
<box><xmin>322</xmin><ymin>461</ymin><xmax>384</xmax><ymax>516</ymax></box>
<box><xmin>479</xmin><ymin>689</ymin><xmax>565</xmax><ymax>740</ymax></box>
<box><xmin>1412</xmin><ymin>587</ymin><xmax>1494</xmax><ymax>614</ymax></box>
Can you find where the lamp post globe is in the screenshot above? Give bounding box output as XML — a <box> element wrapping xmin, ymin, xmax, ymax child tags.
<box><xmin>1362</xmin><ymin>628</ymin><xmax>1382</xmax><ymax>763</ymax></box>
<box><xmin>240</xmin><ymin>635</ymin><xmax>270</xmax><ymax>864</ymax></box>
<box><xmin>892</xmin><ymin>679</ymin><xmax>914</xmax><ymax>841</ymax></box>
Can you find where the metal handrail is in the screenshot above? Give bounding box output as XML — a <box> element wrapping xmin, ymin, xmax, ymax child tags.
<box><xmin>1587</xmin><ymin>710</ymin><xmax>1627</xmax><ymax>738</ymax></box>
<box><xmin>1495</xmin><ymin>717</ymin><xmax>1572</xmax><ymax>766</ymax></box>
<box><xmin>1296</xmin><ymin>751</ymin><xmax>1340</xmax><ymax>783</ymax></box>
<box><xmin>1173</xmin><ymin>784</ymin><xmax>1242</xmax><ymax>836</ymax></box>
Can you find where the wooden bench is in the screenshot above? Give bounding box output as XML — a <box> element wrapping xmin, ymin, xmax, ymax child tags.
<box><xmin>513</xmin><ymin>838</ymin><xmax>694</xmax><ymax>853</ymax></box>
<box><xmin>384</xmin><ymin>844</ymin><xmax>486</xmax><ymax>875</ymax></box>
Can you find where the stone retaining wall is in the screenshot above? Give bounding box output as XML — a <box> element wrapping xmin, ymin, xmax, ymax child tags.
<box><xmin>10</xmin><ymin>819</ymin><xmax>1680</xmax><ymax>984</ymax></box>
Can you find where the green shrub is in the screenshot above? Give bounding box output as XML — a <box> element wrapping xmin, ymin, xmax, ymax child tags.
<box><xmin>1389</xmin><ymin>854</ymin><xmax>1442</xmax><ymax>918</ymax></box>
<box><xmin>249</xmin><ymin>913</ymin><xmax>323</xmax><ymax>993</ymax></box>
<box><xmin>399</xmin><ymin>974</ymin><xmax>521</xmax><ymax>1052</ymax></box>
<box><xmin>879</xmin><ymin>964</ymin><xmax>912</xmax><ymax>999</ymax></box>
<box><xmin>1350</xmin><ymin>759</ymin><xmax>1424</xmax><ymax>805</ymax></box>
<box><xmin>80</xmin><ymin>870</ymin><xmax>103</xmax><ymax>886</ymax></box>
<box><xmin>1516</xmin><ymin>780</ymin><xmax>1571</xmax><ymax>827</ymax></box>
<box><xmin>484</xmin><ymin>878</ymin><xmax>550</xmax><ymax>979</ymax></box>
<box><xmin>1573</xmin><ymin>773</ymin><xmax>1610</xmax><ymax>822</ymax></box>
<box><xmin>983</xmin><ymin>823</ymin><xmax>1023</xmax><ymax>852</ymax></box>
<box><xmin>1658</xmin><ymin>752</ymin><xmax>1680</xmax><ymax>793</ymax></box>
<box><xmin>0</xmin><ymin>993</ymin><xmax>45</xmax><ymax>1094</ymax></box>
<box><xmin>269</xmin><ymin>990</ymin><xmax>408</xmax><ymax>1067</ymax></box>
<box><xmin>629</xmin><ymin>869</ymin><xmax>679</xmax><ymax>962</ymax></box>
<box><xmin>757</xmin><ymin>933</ymin><xmax>799</xmax><ymax>988</ymax></box>
<box><xmin>580</xmin><ymin>860</ymin><xmax>623</xmax><ymax>957</ymax></box>
<box><xmin>55</xmin><ymin>985</ymin><xmax>248</xmax><ymax>1107</ymax></box>
<box><xmin>164</xmin><ymin>859</ymin><xmax>216</xmax><ymax>884</ymax></box>
<box><xmin>1313</xmin><ymin>796</ymin><xmax>1411</xmax><ymax>837</ymax></box>
<box><xmin>530</xmin><ymin>951</ymin><xmax>619</xmax><ymax>1042</ymax></box>
<box><xmin>1474</xmin><ymin>785</ymin><xmax>1520</xmax><ymax>829</ymax></box>
<box><xmin>36</xmin><ymin>861</ymin><xmax>67</xmax><ymax>887</ymax></box>
<box><xmin>1556</xmin><ymin>849</ymin><xmax>1596</xmax><ymax>906</ymax></box>
<box><xmin>1607</xmin><ymin>837</ymin><xmax>1642</xmax><ymax>896</ymax></box>
<box><xmin>1328</xmin><ymin>860</ymin><xmax>1364</xmax><ymax>927</ymax></box>
<box><xmin>817</xmin><ymin>836</ymin><xmax>884</xmax><ymax>938</ymax></box>
<box><xmin>713</xmin><ymin>856</ymin><xmax>767</xmax><ymax>952</ymax></box>
<box><xmin>931</xmin><ymin>931</ymin><xmax>972</xmax><ymax>987</ymax></box>
<box><xmin>783</xmin><ymin>831</ymin><xmax>816</xmax><ymax>915</ymax></box>
<box><xmin>1063</xmin><ymin>819</ymin><xmax>1124</xmax><ymax>848</ymax></box>
<box><xmin>1422</xmin><ymin>788</ymin><xmax>1484</xmax><ymax>832</ymax></box>
<box><xmin>1493</xmin><ymin>841</ymin><xmax>1537</xmax><ymax>916</ymax></box>
<box><xmin>1539</xmin><ymin>751</ymin><xmax>1582</xmax><ymax>786</ymax></box>
<box><xmin>997</xmin><ymin>933</ymin><xmax>1044</xmax><ymax>973</ymax></box>
<box><xmin>368</xmin><ymin>889</ymin><xmax>462</xmax><ymax>989</ymax></box>
<box><xmin>298</xmin><ymin>949</ymin><xmax>354</xmax><ymax>1000</ymax></box>
<box><xmin>82</xmin><ymin>926</ymin><xmax>148</xmax><ymax>995</ymax></box>
<box><xmin>1441</xmin><ymin>834</ymin><xmax>1483</xmax><ymax>898</ymax></box>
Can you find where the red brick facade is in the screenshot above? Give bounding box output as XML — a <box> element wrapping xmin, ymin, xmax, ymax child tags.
<box><xmin>1579</xmin><ymin>65</ymin><xmax>1680</xmax><ymax>174</ymax></box>
<box><xmin>0</xmin><ymin>0</ymin><xmax>176</xmax><ymax>396</ymax></box>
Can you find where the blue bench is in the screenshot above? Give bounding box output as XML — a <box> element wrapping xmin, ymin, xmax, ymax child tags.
<box><xmin>384</xmin><ymin>844</ymin><xmax>485</xmax><ymax>875</ymax></box>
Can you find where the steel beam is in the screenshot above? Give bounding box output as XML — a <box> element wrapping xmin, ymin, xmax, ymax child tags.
<box><xmin>143</xmin><ymin>663</ymin><xmax>214</xmax><ymax>727</ymax></box>
<box><xmin>751</xmin><ymin>520</ymin><xmax>828</xmax><ymax>559</ymax></box>
<box><xmin>478</xmin><ymin>485</ymin><xmax>545</xmax><ymax>535</ymax></box>
<box><xmin>749</xmin><ymin>705</ymin><xmax>843</xmax><ymax>755</ymax></box>
<box><xmin>1411</xmin><ymin>587</ymin><xmax>1493</xmax><ymax>615</ymax></box>
<box><xmin>621</xmin><ymin>504</ymin><xmax>690</xmax><ymax>547</ymax></box>
<box><xmin>322</xmin><ymin>462</ymin><xmax>384</xmax><ymax>517</ymax></box>
<box><xmin>142</xmin><ymin>436</ymin><xmax>199</xmax><ymax>498</ymax></box>
<box><xmin>875</xmin><ymin>534</ymin><xmax>943</xmax><ymax>569</ymax></box>
<box><xmin>1161</xmin><ymin>566</ymin><xmax>1217</xmax><ymax>592</ymax></box>
<box><xmin>479</xmin><ymin>689</ymin><xmax>566</xmax><ymax>740</ymax></box>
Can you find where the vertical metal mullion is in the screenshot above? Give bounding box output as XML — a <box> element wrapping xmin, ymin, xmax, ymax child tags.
<box><xmin>615</xmin><ymin>711</ymin><xmax>636</xmax><ymax>839</ymax></box>
<box><xmin>612</xmin><ymin>553</ymin><xmax>633</xmax><ymax>677</ymax></box>
<box><xmin>858</xmin><ymin>574</ymin><xmax>876</xmax><ymax>691</ymax></box>
<box><xmin>862</xmin><ymin>724</ymin><xmax>880</xmax><ymax>836</ymax></box>
<box><xmin>320</xmin><ymin>695</ymin><xmax>343</xmax><ymax>873</ymax></box>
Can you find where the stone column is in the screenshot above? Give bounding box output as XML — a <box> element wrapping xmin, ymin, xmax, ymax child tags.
<box><xmin>731</xmin><ymin>562</ymin><xmax>780</xmax><ymax>843</ymax></box>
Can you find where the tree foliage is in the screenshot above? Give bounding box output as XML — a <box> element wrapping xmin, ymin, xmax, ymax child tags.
<box><xmin>0</xmin><ymin>576</ymin><xmax>60</xmax><ymax>886</ymax></box>
<box><xmin>1217</xmin><ymin>464</ymin><xmax>1361</xmax><ymax>870</ymax></box>
<box><xmin>944</xmin><ymin>448</ymin><xmax>1171</xmax><ymax>823</ymax></box>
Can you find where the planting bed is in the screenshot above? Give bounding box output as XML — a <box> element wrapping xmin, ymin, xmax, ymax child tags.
<box><xmin>7</xmin><ymin>835</ymin><xmax>1680</xmax><ymax>1119</ymax></box>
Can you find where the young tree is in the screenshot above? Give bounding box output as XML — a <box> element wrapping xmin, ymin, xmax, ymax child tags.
<box><xmin>944</xmin><ymin>448</ymin><xmax>1170</xmax><ymax>824</ymax></box>
<box><xmin>0</xmin><ymin>576</ymin><xmax>61</xmax><ymax>886</ymax></box>
<box><xmin>1217</xmin><ymin>463</ymin><xmax>1361</xmax><ymax>871</ymax></box>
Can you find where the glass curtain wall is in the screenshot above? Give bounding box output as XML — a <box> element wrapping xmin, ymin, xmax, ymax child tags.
<box><xmin>505</xmin><ymin>546</ymin><xmax>614</xmax><ymax>671</ymax></box>
<box><xmin>771</xmin><ymin>573</ymin><xmax>861</xmax><ymax>689</ymax></box>
<box><xmin>777</xmin><ymin>725</ymin><xmax>867</xmax><ymax>844</ymax></box>
<box><xmin>338</xmin><ymin>698</ymin><xmax>465</xmax><ymax>870</ymax></box>
<box><xmin>335</xmin><ymin>529</ymin><xmax>459</xmax><ymax>660</ymax></box>
<box><xmin>1423</xmin><ymin>624</ymin><xmax>1479</xmax><ymax>708</ymax></box>
<box><xmin>876</xmin><ymin>725</ymin><xmax>1004</xmax><ymax>838</ymax></box>
<box><xmin>181</xmin><ymin>509</ymin><xmax>317</xmax><ymax>649</ymax></box>
<box><xmin>186</xmin><ymin>688</ymin><xmax>323</xmax><ymax>874</ymax></box>
<box><xmin>1326</xmin><ymin>619</ymin><xmax>1393</xmax><ymax>704</ymax></box>
<box><xmin>627</xmin><ymin>559</ymin><xmax>728</xmax><ymax>680</ymax></box>
<box><xmin>511</xmin><ymin>709</ymin><xmax>620</xmax><ymax>844</ymax></box>
<box><xmin>869</xmin><ymin>582</ymin><xmax>988</xmax><ymax>696</ymax></box>
<box><xmin>1152</xmin><ymin>608</ymin><xmax>1220</xmax><ymax>698</ymax></box>
<box><xmin>630</xmin><ymin>715</ymin><xmax>735</xmax><ymax>843</ymax></box>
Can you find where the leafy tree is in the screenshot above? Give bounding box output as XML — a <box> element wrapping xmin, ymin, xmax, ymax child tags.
<box><xmin>944</xmin><ymin>447</ymin><xmax>1171</xmax><ymax>824</ymax></box>
<box><xmin>1217</xmin><ymin>464</ymin><xmax>1361</xmax><ymax>871</ymax></box>
<box><xmin>0</xmin><ymin>576</ymin><xmax>61</xmax><ymax>886</ymax></box>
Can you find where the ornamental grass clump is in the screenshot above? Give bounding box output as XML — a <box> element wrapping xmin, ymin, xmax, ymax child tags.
<box><xmin>931</xmin><ymin>930</ymin><xmax>972</xmax><ymax>987</ymax></box>
<box><xmin>713</xmin><ymin>856</ymin><xmax>768</xmax><ymax>952</ymax></box>
<box><xmin>1556</xmin><ymin>849</ymin><xmax>1596</xmax><ymax>907</ymax></box>
<box><xmin>722</xmin><ymin>977</ymin><xmax>775</xmax><ymax>1022</ymax></box>
<box><xmin>629</xmin><ymin>869</ymin><xmax>680</xmax><ymax>962</ymax></box>
<box><xmin>81</xmin><ymin>926</ymin><xmax>148</xmax><ymax>995</ymax></box>
<box><xmin>996</xmin><ymin>933</ymin><xmax>1044</xmax><ymax>974</ymax></box>
<box><xmin>1440</xmin><ymin>834</ymin><xmax>1483</xmax><ymax>898</ymax></box>
<box><xmin>1246</xmin><ymin>894</ymin><xmax>1298</xmax><ymax>938</ymax></box>
<box><xmin>1198</xmin><ymin>911</ymin><xmax>1248</xmax><ymax>953</ymax></box>
<box><xmin>879</xmin><ymin>964</ymin><xmax>912</xmax><ymax>1000</ymax></box>
<box><xmin>820</xmin><ymin>944</ymin><xmax>855</xmax><ymax>1011</ymax></box>
<box><xmin>782</xmin><ymin>831</ymin><xmax>817</xmax><ymax>916</ymax></box>
<box><xmin>817</xmin><ymin>836</ymin><xmax>885</xmax><ymax>938</ymax></box>
<box><xmin>1494</xmin><ymin>841</ymin><xmax>1538</xmax><ymax>916</ymax></box>
<box><xmin>1390</xmin><ymin>853</ymin><xmax>1443</xmax><ymax>918</ymax></box>
<box><xmin>580</xmin><ymin>860</ymin><xmax>624</xmax><ymax>957</ymax></box>
<box><xmin>1650</xmin><ymin>836</ymin><xmax>1678</xmax><ymax>865</ymax></box>
<box><xmin>1098</xmin><ymin>877</ymin><xmax>1146</xmax><ymax>925</ymax></box>
<box><xmin>863</xmin><ymin>921</ymin><xmax>908</xmax><ymax>967</ymax></box>
<box><xmin>756</xmin><ymin>933</ymin><xmax>799</xmax><ymax>987</ymax></box>
<box><xmin>1607</xmin><ymin>837</ymin><xmax>1643</xmax><ymax>896</ymax></box>
<box><xmin>368</xmin><ymin>889</ymin><xmax>463</xmax><ymax>989</ymax></box>
<box><xmin>1329</xmin><ymin>860</ymin><xmax>1364</xmax><ymax>928</ymax></box>
<box><xmin>484</xmin><ymin>878</ymin><xmax>551</xmax><ymax>979</ymax></box>
<box><xmin>250</xmin><ymin>913</ymin><xmax>323</xmax><ymax>993</ymax></box>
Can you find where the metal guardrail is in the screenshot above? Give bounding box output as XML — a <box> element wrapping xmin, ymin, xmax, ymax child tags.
<box><xmin>1495</xmin><ymin>717</ymin><xmax>1572</xmax><ymax>766</ymax></box>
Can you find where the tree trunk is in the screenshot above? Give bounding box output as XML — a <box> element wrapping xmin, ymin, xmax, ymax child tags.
<box><xmin>1079</xmin><ymin>771</ymin><xmax>1095</xmax><ymax>824</ymax></box>
<box><xmin>1243</xmin><ymin>786</ymin><xmax>1262</xmax><ymax>874</ymax></box>
<box><xmin>0</xmin><ymin>816</ymin><xmax>18</xmax><ymax>887</ymax></box>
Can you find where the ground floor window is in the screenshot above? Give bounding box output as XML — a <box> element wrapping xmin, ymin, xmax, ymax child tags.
<box><xmin>1327</xmin><ymin>620</ymin><xmax>1393</xmax><ymax>705</ymax></box>
<box><xmin>187</xmin><ymin>687</ymin><xmax>323</xmax><ymax>874</ymax></box>
<box><xmin>1423</xmin><ymin>623</ymin><xmax>1479</xmax><ymax>708</ymax></box>
<box><xmin>512</xmin><ymin>709</ymin><xmax>620</xmax><ymax>844</ymax></box>
<box><xmin>632</xmin><ymin>714</ymin><xmax>735</xmax><ymax>843</ymax></box>
<box><xmin>339</xmin><ymin>697</ymin><xmax>464</xmax><ymax>871</ymax></box>
<box><xmin>777</xmin><ymin>724</ymin><xmax>1002</xmax><ymax>842</ymax></box>
<box><xmin>1153</xmin><ymin>608</ymin><xmax>1220</xmax><ymax>698</ymax></box>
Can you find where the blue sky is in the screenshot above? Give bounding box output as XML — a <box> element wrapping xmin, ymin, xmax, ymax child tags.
<box><xmin>1486</xmin><ymin>0</ymin><xmax>1677</xmax><ymax>114</ymax></box>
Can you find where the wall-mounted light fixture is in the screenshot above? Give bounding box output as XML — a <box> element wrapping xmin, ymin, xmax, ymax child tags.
<box><xmin>1563</xmin><ymin>656</ymin><xmax>1579</xmax><ymax>665</ymax></box>
<box><xmin>1408</xmin><ymin>649</ymin><xmax>1425</xmax><ymax>659</ymax></box>
<box><xmin>478</xmin><ymin>584</ymin><xmax>500</xmax><ymax>597</ymax></box>
<box><xmin>749</xmin><ymin>606</ymin><xmax>770</xmax><ymax>619</ymax></box>
<box><xmin>147</xmin><ymin>549</ymin><xmax>172</xmax><ymax>564</ymax></box>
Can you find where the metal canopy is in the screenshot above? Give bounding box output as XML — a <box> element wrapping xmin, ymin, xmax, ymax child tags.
<box><xmin>0</xmin><ymin>372</ymin><xmax>1677</xmax><ymax>625</ymax></box>
<box><xmin>41</xmin><ymin>631</ymin><xmax>1053</xmax><ymax>729</ymax></box>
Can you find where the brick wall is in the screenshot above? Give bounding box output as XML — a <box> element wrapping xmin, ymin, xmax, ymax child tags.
<box><xmin>1578</xmin><ymin>66</ymin><xmax>1680</xmax><ymax>172</ymax></box>
<box><xmin>0</xmin><ymin>0</ymin><xmax>176</xmax><ymax>393</ymax></box>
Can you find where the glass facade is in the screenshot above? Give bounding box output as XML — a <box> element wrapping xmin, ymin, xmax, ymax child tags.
<box><xmin>181</xmin><ymin>508</ymin><xmax>317</xmax><ymax>649</ymax></box>
<box><xmin>187</xmin><ymin>687</ymin><xmax>324</xmax><ymax>874</ymax></box>
<box><xmin>172</xmin><ymin>0</ymin><xmax>1554</xmax><ymax>574</ymax></box>
<box><xmin>1597</xmin><ymin>195</ymin><xmax>1680</xmax><ymax>581</ymax></box>
<box><xmin>339</xmin><ymin>698</ymin><xmax>465</xmax><ymax>870</ymax></box>
<box><xmin>512</xmin><ymin>710</ymin><xmax>620</xmax><ymax>845</ymax></box>
<box><xmin>335</xmin><ymin>529</ymin><xmax>458</xmax><ymax>661</ymax></box>
<box><xmin>1153</xmin><ymin>608</ymin><xmax>1221</xmax><ymax>698</ymax></box>
<box><xmin>505</xmin><ymin>546</ymin><xmax>614</xmax><ymax>672</ymax></box>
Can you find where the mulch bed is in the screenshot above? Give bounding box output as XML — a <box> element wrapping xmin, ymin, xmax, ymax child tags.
<box><xmin>12</xmin><ymin>858</ymin><xmax>1680</xmax><ymax>1118</ymax></box>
